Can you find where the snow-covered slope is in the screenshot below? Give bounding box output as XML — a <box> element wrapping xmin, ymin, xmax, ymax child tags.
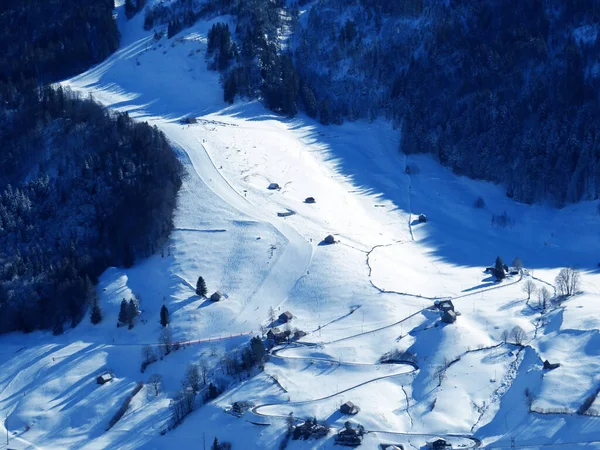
<box><xmin>1</xmin><ymin>2</ymin><xmax>600</xmax><ymax>449</ymax></box>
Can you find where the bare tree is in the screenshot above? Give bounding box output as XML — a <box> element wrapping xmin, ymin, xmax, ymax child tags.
<box><xmin>538</xmin><ymin>286</ymin><xmax>551</xmax><ymax>309</ymax></box>
<box><xmin>220</xmin><ymin>352</ymin><xmax>239</xmax><ymax>376</ymax></box>
<box><xmin>268</xmin><ymin>306</ymin><xmax>275</xmax><ymax>326</ymax></box>
<box><xmin>148</xmin><ymin>373</ymin><xmax>163</xmax><ymax>396</ymax></box>
<box><xmin>171</xmin><ymin>390</ymin><xmax>195</xmax><ymax>427</ymax></box>
<box><xmin>183</xmin><ymin>363</ymin><xmax>201</xmax><ymax>393</ymax></box>
<box><xmin>510</xmin><ymin>325</ymin><xmax>527</xmax><ymax>346</ymax></box>
<box><xmin>522</xmin><ymin>280</ymin><xmax>537</xmax><ymax>300</ymax></box>
<box><xmin>500</xmin><ymin>329</ymin><xmax>509</xmax><ymax>343</ymax></box>
<box><xmin>159</xmin><ymin>327</ymin><xmax>173</xmax><ymax>355</ymax></box>
<box><xmin>512</xmin><ymin>256</ymin><xmax>523</xmax><ymax>271</ymax></box>
<box><xmin>555</xmin><ymin>268</ymin><xmax>580</xmax><ymax>297</ymax></box>
<box><xmin>199</xmin><ymin>360</ymin><xmax>208</xmax><ymax>385</ymax></box>
<box><xmin>433</xmin><ymin>361</ymin><xmax>448</xmax><ymax>386</ymax></box>
<box><xmin>141</xmin><ymin>345</ymin><xmax>157</xmax><ymax>372</ymax></box>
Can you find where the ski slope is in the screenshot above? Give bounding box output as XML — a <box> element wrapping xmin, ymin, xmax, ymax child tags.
<box><xmin>0</xmin><ymin>1</ymin><xmax>600</xmax><ymax>449</ymax></box>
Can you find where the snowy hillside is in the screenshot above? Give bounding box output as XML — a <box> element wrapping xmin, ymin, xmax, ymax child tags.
<box><xmin>1</xmin><ymin>2</ymin><xmax>600</xmax><ymax>449</ymax></box>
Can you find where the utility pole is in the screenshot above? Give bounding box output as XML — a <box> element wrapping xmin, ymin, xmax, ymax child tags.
<box><xmin>361</xmin><ymin>311</ymin><xmax>364</xmax><ymax>333</ymax></box>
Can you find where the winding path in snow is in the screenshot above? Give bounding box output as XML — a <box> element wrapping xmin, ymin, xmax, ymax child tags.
<box><xmin>250</xmin><ymin>343</ymin><xmax>481</xmax><ymax>449</ymax></box>
<box><xmin>247</xmin><ymin>273</ymin><xmax>523</xmax><ymax>450</ymax></box>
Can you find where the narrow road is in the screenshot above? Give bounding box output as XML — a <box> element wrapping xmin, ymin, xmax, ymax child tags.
<box><xmin>250</xmin><ymin>344</ymin><xmax>480</xmax><ymax>448</ymax></box>
<box><xmin>248</xmin><ymin>268</ymin><xmax>527</xmax><ymax>448</ymax></box>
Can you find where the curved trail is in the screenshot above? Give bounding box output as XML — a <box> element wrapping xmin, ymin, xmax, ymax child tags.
<box><xmin>366</xmin><ymin>242</ymin><xmax>450</xmax><ymax>301</ymax></box>
<box><xmin>247</xmin><ymin>271</ymin><xmax>520</xmax><ymax>450</ymax></box>
<box><xmin>247</xmin><ymin>256</ymin><xmax>523</xmax><ymax>448</ymax></box>
<box><xmin>250</xmin><ymin>344</ymin><xmax>480</xmax><ymax>448</ymax></box>
<box><xmin>166</xmin><ymin>134</ymin><xmax>314</xmax><ymax>330</ymax></box>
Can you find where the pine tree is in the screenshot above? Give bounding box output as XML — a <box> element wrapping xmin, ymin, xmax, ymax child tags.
<box><xmin>128</xmin><ymin>298</ymin><xmax>139</xmax><ymax>328</ymax></box>
<box><xmin>123</xmin><ymin>241</ymin><xmax>135</xmax><ymax>268</ymax></box>
<box><xmin>91</xmin><ymin>302</ymin><xmax>103</xmax><ymax>325</ymax></box>
<box><xmin>118</xmin><ymin>298</ymin><xmax>129</xmax><ymax>324</ymax></box>
<box><xmin>494</xmin><ymin>256</ymin><xmax>506</xmax><ymax>281</ymax></box>
<box><xmin>207</xmin><ymin>382</ymin><xmax>218</xmax><ymax>400</ymax></box>
<box><xmin>224</xmin><ymin>73</ymin><xmax>237</xmax><ymax>104</ymax></box>
<box><xmin>160</xmin><ymin>304</ymin><xmax>169</xmax><ymax>327</ymax></box>
<box><xmin>495</xmin><ymin>256</ymin><xmax>504</xmax><ymax>272</ymax></box>
<box><xmin>52</xmin><ymin>318</ymin><xmax>64</xmax><ymax>336</ymax></box>
<box><xmin>250</xmin><ymin>336</ymin><xmax>265</xmax><ymax>364</ymax></box>
<box><xmin>301</xmin><ymin>84</ymin><xmax>318</xmax><ymax>118</ymax></box>
<box><xmin>319</xmin><ymin>100</ymin><xmax>330</xmax><ymax>125</ymax></box>
<box><xmin>212</xmin><ymin>437</ymin><xmax>220</xmax><ymax>450</ymax></box>
<box><xmin>125</xmin><ymin>0</ymin><xmax>136</xmax><ymax>19</ymax></box>
<box><xmin>196</xmin><ymin>276</ymin><xmax>207</xmax><ymax>296</ymax></box>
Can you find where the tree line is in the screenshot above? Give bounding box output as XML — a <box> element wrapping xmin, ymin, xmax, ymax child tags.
<box><xmin>185</xmin><ymin>0</ymin><xmax>600</xmax><ymax>206</ymax></box>
<box><xmin>0</xmin><ymin>0</ymin><xmax>184</xmax><ymax>334</ymax></box>
<box><xmin>0</xmin><ymin>88</ymin><xmax>183</xmax><ymax>333</ymax></box>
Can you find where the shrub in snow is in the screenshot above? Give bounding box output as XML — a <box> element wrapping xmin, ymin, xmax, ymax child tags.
<box><xmin>491</xmin><ymin>211</ymin><xmax>512</xmax><ymax>227</ymax></box>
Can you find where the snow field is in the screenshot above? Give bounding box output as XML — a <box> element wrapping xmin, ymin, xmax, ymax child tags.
<box><xmin>0</xmin><ymin>2</ymin><xmax>598</xmax><ymax>448</ymax></box>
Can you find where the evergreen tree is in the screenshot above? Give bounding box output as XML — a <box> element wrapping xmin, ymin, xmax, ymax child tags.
<box><xmin>52</xmin><ymin>318</ymin><xmax>64</xmax><ymax>335</ymax></box>
<box><xmin>319</xmin><ymin>100</ymin><xmax>330</xmax><ymax>125</ymax></box>
<box><xmin>91</xmin><ymin>302</ymin><xmax>103</xmax><ymax>325</ymax></box>
<box><xmin>160</xmin><ymin>304</ymin><xmax>169</xmax><ymax>327</ymax></box>
<box><xmin>494</xmin><ymin>256</ymin><xmax>506</xmax><ymax>281</ymax></box>
<box><xmin>301</xmin><ymin>84</ymin><xmax>318</xmax><ymax>118</ymax></box>
<box><xmin>494</xmin><ymin>256</ymin><xmax>504</xmax><ymax>273</ymax></box>
<box><xmin>128</xmin><ymin>298</ymin><xmax>139</xmax><ymax>328</ymax></box>
<box><xmin>118</xmin><ymin>298</ymin><xmax>129</xmax><ymax>324</ymax></box>
<box><xmin>250</xmin><ymin>336</ymin><xmax>265</xmax><ymax>364</ymax></box>
<box><xmin>207</xmin><ymin>382</ymin><xmax>218</xmax><ymax>400</ymax></box>
<box><xmin>196</xmin><ymin>276</ymin><xmax>207</xmax><ymax>296</ymax></box>
<box><xmin>224</xmin><ymin>73</ymin><xmax>237</xmax><ymax>104</ymax></box>
<box><xmin>212</xmin><ymin>437</ymin><xmax>220</xmax><ymax>450</ymax></box>
<box><xmin>123</xmin><ymin>241</ymin><xmax>135</xmax><ymax>268</ymax></box>
<box><xmin>125</xmin><ymin>0</ymin><xmax>136</xmax><ymax>19</ymax></box>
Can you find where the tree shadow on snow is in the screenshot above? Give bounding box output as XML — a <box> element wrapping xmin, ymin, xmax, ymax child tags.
<box><xmin>65</xmin><ymin>23</ymin><xmax>600</xmax><ymax>272</ymax></box>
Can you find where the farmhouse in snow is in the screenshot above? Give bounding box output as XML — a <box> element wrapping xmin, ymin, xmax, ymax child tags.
<box><xmin>267</xmin><ymin>327</ymin><xmax>290</xmax><ymax>343</ymax></box>
<box><xmin>96</xmin><ymin>373</ymin><xmax>113</xmax><ymax>385</ymax></box>
<box><xmin>279</xmin><ymin>311</ymin><xmax>293</xmax><ymax>323</ymax></box>
<box><xmin>441</xmin><ymin>310</ymin><xmax>457</xmax><ymax>324</ymax></box>
<box><xmin>427</xmin><ymin>438</ymin><xmax>452</xmax><ymax>449</ymax></box>
<box><xmin>340</xmin><ymin>401</ymin><xmax>360</xmax><ymax>415</ymax></box>
<box><xmin>436</xmin><ymin>300</ymin><xmax>454</xmax><ymax>312</ymax></box>
<box><xmin>323</xmin><ymin>234</ymin><xmax>336</xmax><ymax>245</ymax></box>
